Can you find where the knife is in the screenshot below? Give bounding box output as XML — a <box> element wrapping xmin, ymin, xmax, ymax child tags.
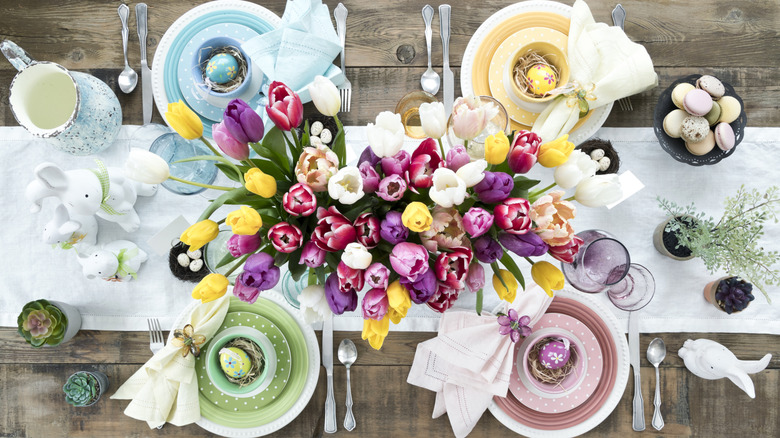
<box><xmin>439</xmin><ymin>4</ymin><xmax>453</xmax><ymax>116</ymax></box>
<box><xmin>136</xmin><ymin>3</ymin><xmax>152</xmax><ymax>125</ymax></box>
<box><xmin>629</xmin><ymin>311</ymin><xmax>645</xmax><ymax>431</ymax></box>
<box><xmin>323</xmin><ymin>314</ymin><xmax>337</xmax><ymax>433</ymax></box>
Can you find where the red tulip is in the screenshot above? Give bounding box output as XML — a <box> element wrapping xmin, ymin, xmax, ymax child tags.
<box><xmin>548</xmin><ymin>234</ymin><xmax>584</xmax><ymax>263</ymax></box>
<box><xmin>266</xmin><ymin>81</ymin><xmax>303</xmax><ymax>131</ymax></box>
<box><xmin>508</xmin><ymin>130</ymin><xmax>542</xmax><ymax>174</ymax></box>
<box><xmin>408</xmin><ymin>138</ymin><xmax>443</xmax><ymax>189</ymax></box>
<box><xmin>313</xmin><ymin>206</ymin><xmax>357</xmax><ymax>252</ymax></box>
<box><xmin>426</xmin><ymin>282</ymin><xmax>461</xmax><ymax>313</ymax></box>
<box><xmin>434</xmin><ymin>246</ymin><xmax>473</xmax><ymax>290</ymax></box>
<box><xmin>267</xmin><ymin>222</ymin><xmax>302</xmax><ymax>253</ymax></box>
<box><xmin>337</xmin><ymin>261</ymin><xmax>365</xmax><ymax>293</ymax></box>
<box><xmin>494</xmin><ymin>198</ymin><xmax>532</xmax><ymax>235</ymax></box>
<box><xmin>283</xmin><ymin>183</ymin><xmax>317</xmax><ymax>217</ymax></box>
<box><xmin>354</xmin><ymin>212</ymin><xmax>381</xmax><ymax>249</ymax></box>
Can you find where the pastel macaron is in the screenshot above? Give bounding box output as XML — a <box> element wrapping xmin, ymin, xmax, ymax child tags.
<box><xmin>663</xmin><ymin>109</ymin><xmax>688</xmax><ymax>138</ymax></box>
<box><xmin>704</xmin><ymin>101</ymin><xmax>721</xmax><ymax>125</ymax></box>
<box><xmin>683</xmin><ymin>89</ymin><xmax>714</xmax><ymax>116</ymax></box>
<box><xmin>696</xmin><ymin>75</ymin><xmax>725</xmax><ymax>99</ymax></box>
<box><xmin>671</xmin><ymin>83</ymin><xmax>695</xmax><ymax>109</ymax></box>
<box><xmin>714</xmin><ymin>122</ymin><xmax>736</xmax><ymax>151</ymax></box>
<box><xmin>681</xmin><ymin>116</ymin><xmax>710</xmax><ymax>143</ymax></box>
<box><xmin>717</xmin><ymin>95</ymin><xmax>742</xmax><ymax>123</ymax></box>
<box><xmin>685</xmin><ymin>130</ymin><xmax>716</xmax><ymax>156</ymax></box>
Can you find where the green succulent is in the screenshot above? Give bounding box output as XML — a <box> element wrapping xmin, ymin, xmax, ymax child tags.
<box><xmin>17</xmin><ymin>299</ymin><xmax>68</xmax><ymax>347</ymax></box>
<box><xmin>63</xmin><ymin>372</ymin><xmax>100</xmax><ymax>406</ymax></box>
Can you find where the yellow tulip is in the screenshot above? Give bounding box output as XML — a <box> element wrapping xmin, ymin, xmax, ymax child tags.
<box><xmin>537</xmin><ymin>134</ymin><xmax>575</xmax><ymax>168</ymax></box>
<box><xmin>402</xmin><ymin>201</ymin><xmax>433</xmax><ymax>232</ymax></box>
<box><xmin>362</xmin><ymin>315</ymin><xmax>390</xmax><ymax>350</ymax></box>
<box><xmin>244</xmin><ymin>168</ymin><xmax>277</xmax><ymax>198</ymax></box>
<box><xmin>532</xmin><ymin>261</ymin><xmax>565</xmax><ymax>297</ymax></box>
<box><xmin>192</xmin><ymin>273</ymin><xmax>228</xmax><ymax>303</ymax></box>
<box><xmin>180</xmin><ymin>220</ymin><xmax>219</xmax><ymax>251</ymax></box>
<box><xmin>226</xmin><ymin>206</ymin><xmax>262</xmax><ymax>235</ymax></box>
<box><xmin>166</xmin><ymin>101</ymin><xmax>203</xmax><ymax>140</ymax></box>
<box><xmin>386</xmin><ymin>280</ymin><xmax>412</xmax><ymax>324</ymax></box>
<box><xmin>492</xmin><ymin>269</ymin><xmax>519</xmax><ymax>303</ymax></box>
<box><xmin>484</xmin><ymin>131</ymin><xmax>510</xmax><ymax>165</ymax></box>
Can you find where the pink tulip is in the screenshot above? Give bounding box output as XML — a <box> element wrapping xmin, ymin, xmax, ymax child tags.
<box><xmin>300</xmin><ymin>241</ymin><xmax>326</xmax><ymax>268</ymax></box>
<box><xmin>362</xmin><ymin>288</ymin><xmax>389</xmax><ymax>320</ymax></box>
<box><xmin>267</xmin><ymin>222</ymin><xmax>302</xmax><ymax>253</ymax></box>
<box><xmin>494</xmin><ymin>198</ymin><xmax>532</xmax><ymax>235</ymax></box>
<box><xmin>265</xmin><ymin>81</ymin><xmax>303</xmax><ymax>131</ymax></box>
<box><xmin>337</xmin><ymin>261</ymin><xmax>365</xmax><ymax>293</ymax></box>
<box><xmin>508</xmin><ymin>130</ymin><xmax>542</xmax><ymax>174</ymax></box>
<box><xmin>354</xmin><ymin>213</ymin><xmax>381</xmax><ymax>249</ymax></box>
<box><xmin>283</xmin><ymin>183</ymin><xmax>317</xmax><ymax>217</ymax></box>
<box><xmin>462</xmin><ymin>207</ymin><xmax>494</xmax><ymax>238</ymax></box>
<box><xmin>233</xmin><ymin>280</ymin><xmax>261</xmax><ymax>304</ymax></box>
<box><xmin>377</xmin><ymin>174</ymin><xmax>407</xmax><ymax>201</ymax></box>
<box><xmin>435</xmin><ymin>246</ymin><xmax>473</xmax><ymax>290</ymax></box>
<box><xmin>381</xmin><ymin>150</ymin><xmax>411</xmax><ymax>177</ymax></box>
<box><xmin>227</xmin><ymin>233</ymin><xmax>261</xmax><ymax>257</ymax></box>
<box><xmin>446</xmin><ymin>145</ymin><xmax>471</xmax><ymax>172</ymax></box>
<box><xmin>212</xmin><ymin>121</ymin><xmax>249</xmax><ymax>160</ymax></box>
<box><xmin>359</xmin><ymin>161</ymin><xmax>380</xmax><ymax>193</ymax></box>
<box><xmin>426</xmin><ymin>282</ymin><xmax>461</xmax><ymax>313</ymax></box>
<box><xmin>313</xmin><ymin>206</ymin><xmax>357</xmax><ymax>251</ymax></box>
<box><xmin>408</xmin><ymin>138</ymin><xmax>443</xmax><ymax>189</ymax></box>
<box><xmin>295</xmin><ymin>145</ymin><xmax>339</xmax><ymax>192</ymax></box>
<box><xmin>389</xmin><ymin>242</ymin><xmax>430</xmax><ymax>282</ymax></box>
<box><xmin>451</xmin><ymin>96</ymin><xmax>493</xmax><ymax>140</ymax></box>
<box><xmin>364</xmin><ymin>263</ymin><xmax>390</xmax><ymax>290</ymax></box>
<box><xmin>466</xmin><ymin>263</ymin><xmax>486</xmax><ymax>293</ymax></box>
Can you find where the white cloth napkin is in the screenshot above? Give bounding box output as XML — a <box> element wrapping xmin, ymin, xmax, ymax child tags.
<box><xmin>110</xmin><ymin>295</ymin><xmax>230</xmax><ymax>428</ymax></box>
<box><xmin>532</xmin><ymin>0</ymin><xmax>658</xmax><ymax>142</ymax></box>
<box><xmin>407</xmin><ymin>285</ymin><xmax>553</xmax><ymax>438</ymax></box>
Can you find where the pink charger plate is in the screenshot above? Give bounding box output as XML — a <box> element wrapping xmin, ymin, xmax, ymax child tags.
<box><xmin>509</xmin><ymin>313</ymin><xmax>604</xmax><ymax>414</ymax></box>
<box><xmin>494</xmin><ymin>297</ymin><xmax>617</xmax><ymax>430</ymax></box>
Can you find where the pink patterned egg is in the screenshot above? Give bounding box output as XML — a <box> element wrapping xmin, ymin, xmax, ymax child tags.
<box><xmin>539</xmin><ymin>338</ymin><xmax>571</xmax><ymax>370</ymax></box>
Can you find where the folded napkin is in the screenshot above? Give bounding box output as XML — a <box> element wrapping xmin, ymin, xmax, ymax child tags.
<box><xmin>407</xmin><ymin>285</ymin><xmax>553</xmax><ymax>438</ymax></box>
<box><xmin>242</xmin><ymin>0</ymin><xmax>342</xmax><ymax>94</ymax></box>
<box><xmin>532</xmin><ymin>0</ymin><xmax>658</xmax><ymax>142</ymax></box>
<box><xmin>111</xmin><ymin>295</ymin><xmax>230</xmax><ymax>429</ymax></box>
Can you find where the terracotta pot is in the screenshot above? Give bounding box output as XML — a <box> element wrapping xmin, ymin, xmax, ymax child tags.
<box><xmin>703</xmin><ymin>276</ymin><xmax>745</xmax><ymax>314</ymax></box>
<box><xmin>653</xmin><ymin>216</ymin><xmax>695</xmax><ymax>261</ymax></box>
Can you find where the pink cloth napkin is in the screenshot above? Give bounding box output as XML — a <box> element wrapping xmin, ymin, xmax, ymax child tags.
<box><xmin>407</xmin><ymin>285</ymin><xmax>553</xmax><ymax>437</ymax></box>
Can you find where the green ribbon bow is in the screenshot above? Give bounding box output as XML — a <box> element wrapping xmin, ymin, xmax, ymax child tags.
<box><xmin>89</xmin><ymin>160</ymin><xmax>125</xmax><ymax>216</ymax></box>
<box><xmin>116</xmin><ymin>247</ymin><xmax>139</xmax><ymax>280</ymax></box>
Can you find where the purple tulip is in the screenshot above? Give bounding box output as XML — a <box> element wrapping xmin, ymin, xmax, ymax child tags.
<box><xmin>498</xmin><ymin>232</ymin><xmax>549</xmax><ymax>257</ymax></box>
<box><xmin>359</xmin><ymin>161</ymin><xmax>380</xmax><ymax>193</ymax></box>
<box><xmin>466</xmin><ymin>263</ymin><xmax>486</xmax><ymax>293</ymax></box>
<box><xmin>473</xmin><ymin>235</ymin><xmax>504</xmax><ymax>264</ymax></box>
<box><xmin>300</xmin><ymin>241</ymin><xmax>326</xmax><ymax>268</ymax></box>
<box><xmin>400</xmin><ymin>268</ymin><xmax>438</xmax><ymax>304</ymax></box>
<box><xmin>389</xmin><ymin>242</ymin><xmax>430</xmax><ymax>282</ymax></box>
<box><xmin>381</xmin><ymin>150</ymin><xmax>411</xmax><ymax>176</ymax></box>
<box><xmin>462</xmin><ymin>207</ymin><xmax>494</xmax><ymax>238</ymax></box>
<box><xmin>474</xmin><ymin>171</ymin><xmax>514</xmax><ymax>204</ymax></box>
<box><xmin>358</xmin><ymin>146</ymin><xmax>381</xmax><ymax>167</ymax></box>
<box><xmin>380</xmin><ymin>211</ymin><xmax>409</xmax><ymax>244</ymax></box>
<box><xmin>233</xmin><ymin>281</ymin><xmax>261</xmax><ymax>304</ymax></box>
<box><xmin>325</xmin><ymin>272</ymin><xmax>358</xmax><ymax>315</ymax></box>
<box><xmin>223</xmin><ymin>99</ymin><xmax>264</xmax><ymax>143</ymax></box>
<box><xmin>227</xmin><ymin>233</ymin><xmax>262</xmax><ymax>257</ymax></box>
<box><xmin>377</xmin><ymin>174</ymin><xmax>407</xmax><ymax>201</ymax></box>
<box><xmin>238</xmin><ymin>252</ymin><xmax>280</xmax><ymax>290</ymax></box>
<box><xmin>362</xmin><ymin>288</ymin><xmax>389</xmax><ymax>320</ymax></box>
<box><xmin>365</xmin><ymin>263</ymin><xmax>390</xmax><ymax>289</ymax></box>
<box><xmin>446</xmin><ymin>145</ymin><xmax>471</xmax><ymax>172</ymax></box>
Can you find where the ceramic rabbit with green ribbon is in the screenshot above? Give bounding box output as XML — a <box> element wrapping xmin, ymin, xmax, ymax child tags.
<box><xmin>26</xmin><ymin>161</ymin><xmax>157</xmax><ymax>233</ymax></box>
<box><xmin>76</xmin><ymin>240</ymin><xmax>148</xmax><ymax>281</ymax></box>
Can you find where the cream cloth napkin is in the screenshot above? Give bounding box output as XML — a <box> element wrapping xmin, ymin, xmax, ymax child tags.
<box><xmin>532</xmin><ymin>0</ymin><xmax>658</xmax><ymax>142</ymax></box>
<box><xmin>407</xmin><ymin>285</ymin><xmax>553</xmax><ymax>438</ymax></box>
<box><xmin>110</xmin><ymin>295</ymin><xmax>230</xmax><ymax>428</ymax></box>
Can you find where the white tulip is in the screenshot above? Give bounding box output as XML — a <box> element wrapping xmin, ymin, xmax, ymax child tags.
<box><xmin>328</xmin><ymin>166</ymin><xmax>365</xmax><ymax>205</ymax></box>
<box><xmin>342</xmin><ymin>242</ymin><xmax>373</xmax><ymax>270</ymax></box>
<box><xmin>124</xmin><ymin>147</ymin><xmax>170</xmax><ymax>184</ymax></box>
<box><xmin>554</xmin><ymin>150</ymin><xmax>599</xmax><ymax>189</ymax></box>
<box><xmin>366</xmin><ymin>111</ymin><xmax>405</xmax><ymax>158</ymax></box>
<box><xmin>574</xmin><ymin>174</ymin><xmax>623</xmax><ymax>207</ymax></box>
<box><xmin>419</xmin><ymin>101</ymin><xmax>447</xmax><ymax>139</ymax></box>
<box><xmin>429</xmin><ymin>168</ymin><xmax>467</xmax><ymax>208</ymax></box>
<box><xmin>299</xmin><ymin>284</ymin><xmax>332</xmax><ymax>324</ymax></box>
<box><xmin>309</xmin><ymin>75</ymin><xmax>341</xmax><ymax>117</ymax></box>
<box><xmin>455</xmin><ymin>159</ymin><xmax>487</xmax><ymax>187</ymax></box>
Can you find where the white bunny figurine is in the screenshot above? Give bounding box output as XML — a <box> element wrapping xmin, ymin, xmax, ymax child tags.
<box><xmin>76</xmin><ymin>240</ymin><xmax>148</xmax><ymax>282</ymax></box>
<box><xmin>42</xmin><ymin>203</ymin><xmax>98</xmax><ymax>249</ymax></box>
<box><xmin>678</xmin><ymin>339</ymin><xmax>772</xmax><ymax>398</ymax></box>
<box><xmin>26</xmin><ymin>161</ymin><xmax>157</xmax><ymax>233</ymax></box>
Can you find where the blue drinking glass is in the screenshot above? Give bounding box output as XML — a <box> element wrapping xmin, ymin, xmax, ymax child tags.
<box><xmin>149</xmin><ymin>133</ymin><xmax>218</xmax><ymax>195</ymax></box>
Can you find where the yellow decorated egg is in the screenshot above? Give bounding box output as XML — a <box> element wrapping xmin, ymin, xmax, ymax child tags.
<box><xmin>526</xmin><ymin>63</ymin><xmax>558</xmax><ymax>96</ymax></box>
<box><xmin>219</xmin><ymin>347</ymin><xmax>251</xmax><ymax>378</ymax></box>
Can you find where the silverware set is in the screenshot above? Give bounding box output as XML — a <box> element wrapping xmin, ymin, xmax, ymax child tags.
<box><xmin>322</xmin><ymin>315</ymin><xmax>359</xmax><ymax>433</ymax></box>
<box><xmin>629</xmin><ymin>313</ymin><xmax>667</xmax><ymax>431</ymax></box>
<box><xmin>116</xmin><ymin>3</ymin><xmax>153</xmax><ymax>123</ymax></box>
<box><xmin>419</xmin><ymin>4</ymin><xmax>453</xmax><ymax>115</ymax></box>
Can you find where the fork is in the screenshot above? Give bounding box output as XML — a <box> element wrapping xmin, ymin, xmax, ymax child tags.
<box><xmin>334</xmin><ymin>3</ymin><xmax>351</xmax><ymax>112</ymax></box>
<box><xmin>147</xmin><ymin>318</ymin><xmax>165</xmax><ymax>354</ymax></box>
<box><xmin>612</xmin><ymin>4</ymin><xmax>633</xmax><ymax>111</ymax></box>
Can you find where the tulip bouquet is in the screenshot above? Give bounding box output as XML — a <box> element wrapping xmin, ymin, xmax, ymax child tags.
<box><xmin>126</xmin><ymin>77</ymin><xmax>622</xmax><ymax>350</ymax></box>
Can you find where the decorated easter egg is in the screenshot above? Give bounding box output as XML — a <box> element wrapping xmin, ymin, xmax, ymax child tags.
<box><xmin>206</xmin><ymin>53</ymin><xmax>239</xmax><ymax>84</ymax></box>
<box><xmin>539</xmin><ymin>338</ymin><xmax>571</xmax><ymax>370</ymax></box>
<box><xmin>219</xmin><ymin>347</ymin><xmax>251</xmax><ymax>378</ymax></box>
<box><xmin>526</xmin><ymin>63</ymin><xmax>558</xmax><ymax>96</ymax></box>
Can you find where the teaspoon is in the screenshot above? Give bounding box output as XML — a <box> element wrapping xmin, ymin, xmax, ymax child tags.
<box><xmin>420</xmin><ymin>5</ymin><xmax>440</xmax><ymax>94</ymax></box>
<box><xmin>338</xmin><ymin>338</ymin><xmax>358</xmax><ymax>431</ymax></box>
<box><xmin>117</xmin><ymin>4</ymin><xmax>138</xmax><ymax>93</ymax></box>
<box><xmin>646</xmin><ymin>337</ymin><xmax>666</xmax><ymax>430</ymax></box>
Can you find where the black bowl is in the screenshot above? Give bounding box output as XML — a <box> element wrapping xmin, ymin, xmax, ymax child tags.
<box><xmin>653</xmin><ymin>74</ymin><xmax>746</xmax><ymax>166</ymax></box>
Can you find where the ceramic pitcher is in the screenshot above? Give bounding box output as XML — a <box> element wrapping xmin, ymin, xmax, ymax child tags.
<box><xmin>1</xmin><ymin>40</ymin><xmax>122</xmax><ymax>155</ymax></box>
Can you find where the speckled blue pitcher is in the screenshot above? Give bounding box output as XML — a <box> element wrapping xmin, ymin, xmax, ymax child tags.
<box><xmin>1</xmin><ymin>40</ymin><xmax>122</xmax><ymax>155</ymax></box>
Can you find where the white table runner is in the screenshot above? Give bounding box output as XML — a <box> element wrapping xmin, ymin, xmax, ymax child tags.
<box><xmin>1</xmin><ymin>126</ymin><xmax>778</xmax><ymax>334</ymax></box>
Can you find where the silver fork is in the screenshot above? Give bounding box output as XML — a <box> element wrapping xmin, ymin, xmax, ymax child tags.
<box><xmin>334</xmin><ymin>3</ymin><xmax>351</xmax><ymax>112</ymax></box>
<box><xmin>612</xmin><ymin>4</ymin><xmax>633</xmax><ymax>111</ymax></box>
<box><xmin>147</xmin><ymin>318</ymin><xmax>165</xmax><ymax>354</ymax></box>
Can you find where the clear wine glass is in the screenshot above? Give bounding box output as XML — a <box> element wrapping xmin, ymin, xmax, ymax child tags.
<box><xmin>606</xmin><ymin>263</ymin><xmax>656</xmax><ymax>311</ymax></box>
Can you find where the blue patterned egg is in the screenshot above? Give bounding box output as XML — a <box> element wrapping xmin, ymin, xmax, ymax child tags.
<box><xmin>206</xmin><ymin>53</ymin><xmax>239</xmax><ymax>84</ymax></box>
<box><xmin>539</xmin><ymin>338</ymin><xmax>571</xmax><ymax>370</ymax></box>
<box><xmin>219</xmin><ymin>347</ymin><xmax>251</xmax><ymax>378</ymax></box>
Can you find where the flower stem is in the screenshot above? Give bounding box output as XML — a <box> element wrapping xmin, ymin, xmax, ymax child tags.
<box><xmin>565</xmin><ymin>196</ymin><xmax>576</xmax><ymax>202</ymax></box>
<box><xmin>199</xmin><ymin>137</ymin><xmax>223</xmax><ymax>157</ymax></box>
<box><xmin>437</xmin><ymin>137</ymin><xmax>446</xmax><ymax>158</ymax></box>
<box><xmin>224</xmin><ymin>253</ymin><xmax>252</xmax><ymax>277</ymax></box>
<box><xmin>168</xmin><ymin>176</ymin><xmax>233</xmax><ymax>191</ymax></box>
<box><xmin>528</xmin><ymin>183</ymin><xmax>557</xmax><ymax>199</ymax></box>
<box><xmin>524</xmin><ymin>257</ymin><xmax>535</xmax><ymax>266</ymax></box>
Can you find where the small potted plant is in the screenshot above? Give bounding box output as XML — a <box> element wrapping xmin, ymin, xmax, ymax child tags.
<box><xmin>63</xmin><ymin>371</ymin><xmax>109</xmax><ymax>407</ymax></box>
<box><xmin>656</xmin><ymin>186</ymin><xmax>779</xmax><ymax>301</ymax></box>
<box><xmin>704</xmin><ymin>276</ymin><xmax>755</xmax><ymax>314</ymax></box>
<box><xmin>17</xmin><ymin>299</ymin><xmax>82</xmax><ymax>347</ymax></box>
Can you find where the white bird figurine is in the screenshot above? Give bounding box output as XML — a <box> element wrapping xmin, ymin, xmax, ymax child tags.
<box><xmin>678</xmin><ymin>339</ymin><xmax>772</xmax><ymax>398</ymax></box>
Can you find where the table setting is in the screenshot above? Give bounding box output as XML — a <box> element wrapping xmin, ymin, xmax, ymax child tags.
<box><xmin>0</xmin><ymin>0</ymin><xmax>779</xmax><ymax>437</ymax></box>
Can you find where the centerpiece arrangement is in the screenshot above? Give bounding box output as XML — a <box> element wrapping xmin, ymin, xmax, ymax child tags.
<box><xmin>126</xmin><ymin>76</ymin><xmax>623</xmax><ymax>350</ymax></box>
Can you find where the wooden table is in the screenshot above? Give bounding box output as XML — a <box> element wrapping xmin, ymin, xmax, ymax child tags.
<box><xmin>1</xmin><ymin>1</ymin><xmax>778</xmax><ymax>436</ymax></box>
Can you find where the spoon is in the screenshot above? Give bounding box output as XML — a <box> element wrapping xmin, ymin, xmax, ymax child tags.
<box><xmin>117</xmin><ymin>4</ymin><xmax>138</xmax><ymax>93</ymax></box>
<box><xmin>646</xmin><ymin>337</ymin><xmax>666</xmax><ymax>431</ymax></box>
<box><xmin>420</xmin><ymin>5</ymin><xmax>440</xmax><ymax>94</ymax></box>
<box><xmin>338</xmin><ymin>338</ymin><xmax>357</xmax><ymax>431</ymax></box>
